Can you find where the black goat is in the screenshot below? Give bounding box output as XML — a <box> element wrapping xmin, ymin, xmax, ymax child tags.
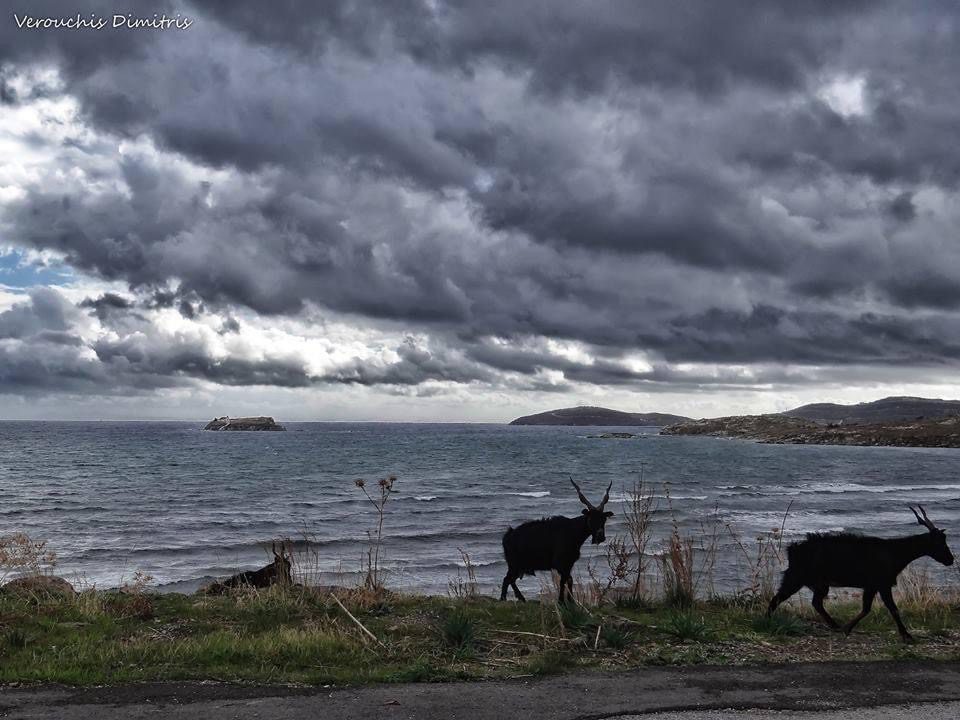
<box><xmin>205</xmin><ymin>542</ymin><xmax>293</xmax><ymax>594</ymax></box>
<box><xmin>767</xmin><ymin>505</ymin><xmax>954</xmax><ymax>640</ymax></box>
<box><xmin>500</xmin><ymin>479</ymin><xmax>614</xmax><ymax>603</ymax></box>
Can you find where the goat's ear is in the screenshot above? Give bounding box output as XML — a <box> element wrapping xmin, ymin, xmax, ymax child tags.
<box><xmin>604</xmin><ymin>511</ymin><xmax>614</xmax><ymax>518</ymax></box>
<box><xmin>582</xmin><ymin>508</ymin><xmax>590</xmax><ymax>516</ymax></box>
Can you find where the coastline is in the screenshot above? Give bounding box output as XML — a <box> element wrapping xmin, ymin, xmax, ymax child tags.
<box><xmin>661</xmin><ymin>415</ymin><xmax>960</xmax><ymax>448</ymax></box>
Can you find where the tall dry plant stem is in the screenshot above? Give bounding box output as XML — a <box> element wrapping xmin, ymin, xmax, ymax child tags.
<box><xmin>354</xmin><ymin>475</ymin><xmax>396</xmax><ymax>591</ymax></box>
<box><xmin>624</xmin><ymin>469</ymin><xmax>656</xmax><ymax>600</ymax></box>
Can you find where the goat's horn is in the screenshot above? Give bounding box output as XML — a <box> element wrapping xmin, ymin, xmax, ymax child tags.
<box><xmin>570</xmin><ymin>476</ymin><xmax>594</xmax><ymax>509</ymax></box>
<box><xmin>598</xmin><ymin>481</ymin><xmax>613</xmax><ymax>510</ymax></box>
<box><xmin>909</xmin><ymin>505</ymin><xmax>937</xmax><ymax>531</ymax></box>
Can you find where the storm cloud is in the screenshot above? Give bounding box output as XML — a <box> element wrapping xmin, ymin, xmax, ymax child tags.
<box><xmin>4</xmin><ymin>1</ymin><xmax>960</xmax><ymax>416</ymax></box>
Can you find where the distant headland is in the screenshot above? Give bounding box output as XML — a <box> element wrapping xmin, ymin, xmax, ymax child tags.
<box><xmin>509</xmin><ymin>406</ymin><xmax>691</xmax><ymax>427</ymax></box>
<box><xmin>661</xmin><ymin>396</ymin><xmax>960</xmax><ymax>448</ymax></box>
<box><xmin>203</xmin><ymin>416</ymin><xmax>286</xmax><ymax>431</ymax></box>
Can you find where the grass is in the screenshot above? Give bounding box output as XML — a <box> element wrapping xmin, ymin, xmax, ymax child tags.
<box><xmin>663</xmin><ymin>612</ymin><xmax>711</xmax><ymax>641</ymax></box>
<box><xmin>750</xmin><ymin>612</ymin><xmax>808</xmax><ymax>637</ymax></box>
<box><xmin>441</xmin><ymin>609</ymin><xmax>476</xmax><ymax>652</ymax></box>
<box><xmin>0</xmin><ymin>585</ymin><xmax>959</xmax><ymax>687</ymax></box>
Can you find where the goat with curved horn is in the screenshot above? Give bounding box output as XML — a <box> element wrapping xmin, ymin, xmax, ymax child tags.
<box><xmin>501</xmin><ymin>478</ymin><xmax>616</xmax><ymax>603</ymax></box>
<box><xmin>597</xmin><ymin>481</ymin><xmax>612</xmax><ymax>510</ymax></box>
<box><xmin>769</xmin><ymin>505</ymin><xmax>954</xmax><ymax>641</ymax></box>
<box><xmin>570</xmin><ymin>477</ymin><xmax>594</xmax><ymax>509</ymax></box>
<box><xmin>910</xmin><ymin>504</ymin><xmax>938</xmax><ymax>532</ymax></box>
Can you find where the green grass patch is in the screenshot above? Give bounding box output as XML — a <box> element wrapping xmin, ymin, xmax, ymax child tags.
<box><xmin>751</xmin><ymin>613</ymin><xmax>807</xmax><ymax>637</ymax></box>
<box><xmin>0</xmin><ymin>587</ymin><xmax>957</xmax><ymax>686</ymax></box>
<box><xmin>663</xmin><ymin>612</ymin><xmax>711</xmax><ymax>641</ymax></box>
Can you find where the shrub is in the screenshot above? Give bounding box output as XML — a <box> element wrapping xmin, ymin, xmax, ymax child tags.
<box><xmin>0</xmin><ymin>533</ymin><xmax>57</xmax><ymax>583</ymax></box>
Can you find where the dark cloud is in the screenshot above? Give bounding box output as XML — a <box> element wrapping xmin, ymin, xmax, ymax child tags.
<box><xmin>79</xmin><ymin>293</ymin><xmax>134</xmax><ymax>322</ymax></box>
<box><xmin>218</xmin><ymin>316</ymin><xmax>240</xmax><ymax>335</ymax></box>
<box><xmin>888</xmin><ymin>192</ymin><xmax>917</xmax><ymax>222</ymax></box>
<box><xmin>5</xmin><ymin>1</ymin><xmax>960</xmax><ymax>404</ymax></box>
<box><xmin>0</xmin><ymin>288</ymin><xmax>74</xmax><ymax>339</ymax></box>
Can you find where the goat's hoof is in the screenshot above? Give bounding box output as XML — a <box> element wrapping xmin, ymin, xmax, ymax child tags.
<box><xmin>901</xmin><ymin>633</ymin><xmax>915</xmax><ymax>643</ymax></box>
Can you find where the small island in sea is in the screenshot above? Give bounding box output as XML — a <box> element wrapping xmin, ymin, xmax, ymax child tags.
<box><xmin>661</xmin><ymin>396</ymin><xmax>960</xmax><ymax>448</ymax></box>
<box><xmin>509</xmin><ymin>405</ymin><xmax>691</xmax><ymax>426</ymax></box>
<box><xmin>203</xmin><ymin>416</ymin><xmax>286</xmax><ymax>431</ymax></box>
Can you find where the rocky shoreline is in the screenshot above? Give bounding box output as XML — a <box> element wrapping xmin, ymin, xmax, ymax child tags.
<box><xmin>661</xmin><ymin>414</ymin><xmax>960</xmax><ymax>448</ymax></box>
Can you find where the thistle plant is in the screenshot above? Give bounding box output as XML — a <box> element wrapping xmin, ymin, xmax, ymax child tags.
<box><xmin>354</xmin><ymin>475</ymin><xmax>396</xmax><ymax>591</ymax></box>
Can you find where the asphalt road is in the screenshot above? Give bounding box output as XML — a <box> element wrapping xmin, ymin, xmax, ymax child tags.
<box><xmin>616</xmin><ymin>702</ymin><xmax>960</xmax><ymax>719</ymax></box>
<box><xmin>2</xmin><ymin>660</ymin><xmax>960</xmax><ymax>719</ymax></box>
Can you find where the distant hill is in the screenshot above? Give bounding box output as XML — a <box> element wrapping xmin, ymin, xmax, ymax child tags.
<box><xmin>660</xmin><ymin>413</ymin><xmax>960</xmax><ymax>448</ymax></box>
<box><xmin>509</xmin><ymin>406</ymin><xmax>691</xmax><ymax>426</ymax></box>
<box><xmin>781</xmin><ymin>396</ymin><xmax>960</xmax><ymax>425</ymax></box>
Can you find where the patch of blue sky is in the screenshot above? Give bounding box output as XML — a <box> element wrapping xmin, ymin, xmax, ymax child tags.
<box><xmin>0</xmin><ymin>247</ymin><xmax>73</xmax><ymax>288</ymax></box>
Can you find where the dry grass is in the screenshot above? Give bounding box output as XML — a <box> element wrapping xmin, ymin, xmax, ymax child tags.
<box><xmin>0</xmin><ymin>532</ymin><xmax>57</xmax><ymax>583</ymax></box>
<box><xmin>657</xmin><ymin>485</ymin><xmax>721</xmax><ymax>608</ymax></box>
<box><xmin>448</xmin><ymin>548</ymin><xmax>480</xmax><ymax>599</ymax></box>
<box><xmin>724</xmin><ymin>502</ymin><xmax>792</xmax><ymax>606</ymax></box>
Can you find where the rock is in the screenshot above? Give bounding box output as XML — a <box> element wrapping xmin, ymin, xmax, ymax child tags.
<box><xmin>2</xmin><ymin>575</ymin><xmax>76</xmax><ymax>597</ymax></box>
<box><xmin>587</xmin><ymin>432</ymin><xmax>637</xmax><ymax>439</ymax></box>
<box><xmin>204</xmin><ymin>416</ymin><xmax>286</xmax><ymax>431</ymax></box>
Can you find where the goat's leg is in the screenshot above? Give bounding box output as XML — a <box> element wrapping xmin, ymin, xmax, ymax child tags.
<box><xmin>767</xmin><ymin>571</ymin><xmax>803</xmax><ymax>616</ymax></box>
<box><xmin>843</xmin><ymin>588</ymin><xmax>876</xmax><ymax>636</ymax></box>
<box><xmin>500</xmin><ymin>573</ymin><xmax>511</xmax><ymax>601</ymax></box>
<box><xmin>557</xmin><ymin>572</ymin><xmax>572</xmax><ymax>604</ymax></box>
<box><xmin>811</xmin><ymin>586</ymin><xmax>840</xmax><ymax>629</ymax></box>
<box><xmin>879</xmin><ymin>586</ymin><xmax>912</xmax><ymax>641</ymax></box>
<box><xmin>510</xmin><ymin>578</ymin><xmax>526</xmax><ymax>602</ymax></box>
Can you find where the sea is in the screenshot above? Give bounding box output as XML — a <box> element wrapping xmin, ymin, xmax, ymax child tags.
<box><xmin>2</xmin><ymin>421</ymin><xmax>959</xmax><ymax>595</ymax></box>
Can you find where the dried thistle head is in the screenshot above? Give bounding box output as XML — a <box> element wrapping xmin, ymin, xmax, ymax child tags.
<box><xmin>354</xmin><ymin>478</ymin><xmax>366</xmax><ymax>488</ymax></box>
<box><xmin>378</xmin><ymin>476</ymin><xmax>396</xmax><ymax>490</ymax></box>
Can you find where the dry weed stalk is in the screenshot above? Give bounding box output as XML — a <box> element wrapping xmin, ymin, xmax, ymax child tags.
<box><xmin>726</xmin><ymin>501</ymin><xmax>792</xmax><ymax>604</ymax></box>
<box><xmin>448</xmin><ymin>547</ymin><xmax>480</xmax><ymax>599</ymax></box>
<box><xmin>623</xmin><ymin>472</ymin><xmax>657</xmax><ymax>600</ymax></box>
<box><xmin>353</xmin><ymin>475</ymin><xmax>396</xmax><ymax>591</ymax></box>
<box><xmin>586</xmin><ymin>536</ymin><xmax>631</xmax><ymax>605</ymax></box>
<box><xmin>658</xmin><ymin>485</ymin><xmax>720</xmax><ymax>607</ymax></box>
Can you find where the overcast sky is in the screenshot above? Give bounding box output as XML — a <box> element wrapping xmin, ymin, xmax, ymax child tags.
<box><xmin>3</xmin><ymin>1</ymin><xmax>960</xmax><ymax>421</ymax></box>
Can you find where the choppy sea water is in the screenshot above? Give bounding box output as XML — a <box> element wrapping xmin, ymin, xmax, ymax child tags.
<box><xmin>2</xmin><ymin>421</ymin><xmax>959</xmax><ymax>595</ymax></box>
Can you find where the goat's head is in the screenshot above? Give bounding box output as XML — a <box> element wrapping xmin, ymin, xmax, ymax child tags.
<box><xmin>271</xmin><ymin>542</ymin><xmax>293</xmax><ymax>583</ymax></box>
<box><xmin>570</xmin><ymin>478</ymin><xmax>614</xmax><ymax>544</ymax></box>
<box><xmin>910</xmin><ymin>505</ymin><xmax>954</xmax><ymax>566</ymax></box>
